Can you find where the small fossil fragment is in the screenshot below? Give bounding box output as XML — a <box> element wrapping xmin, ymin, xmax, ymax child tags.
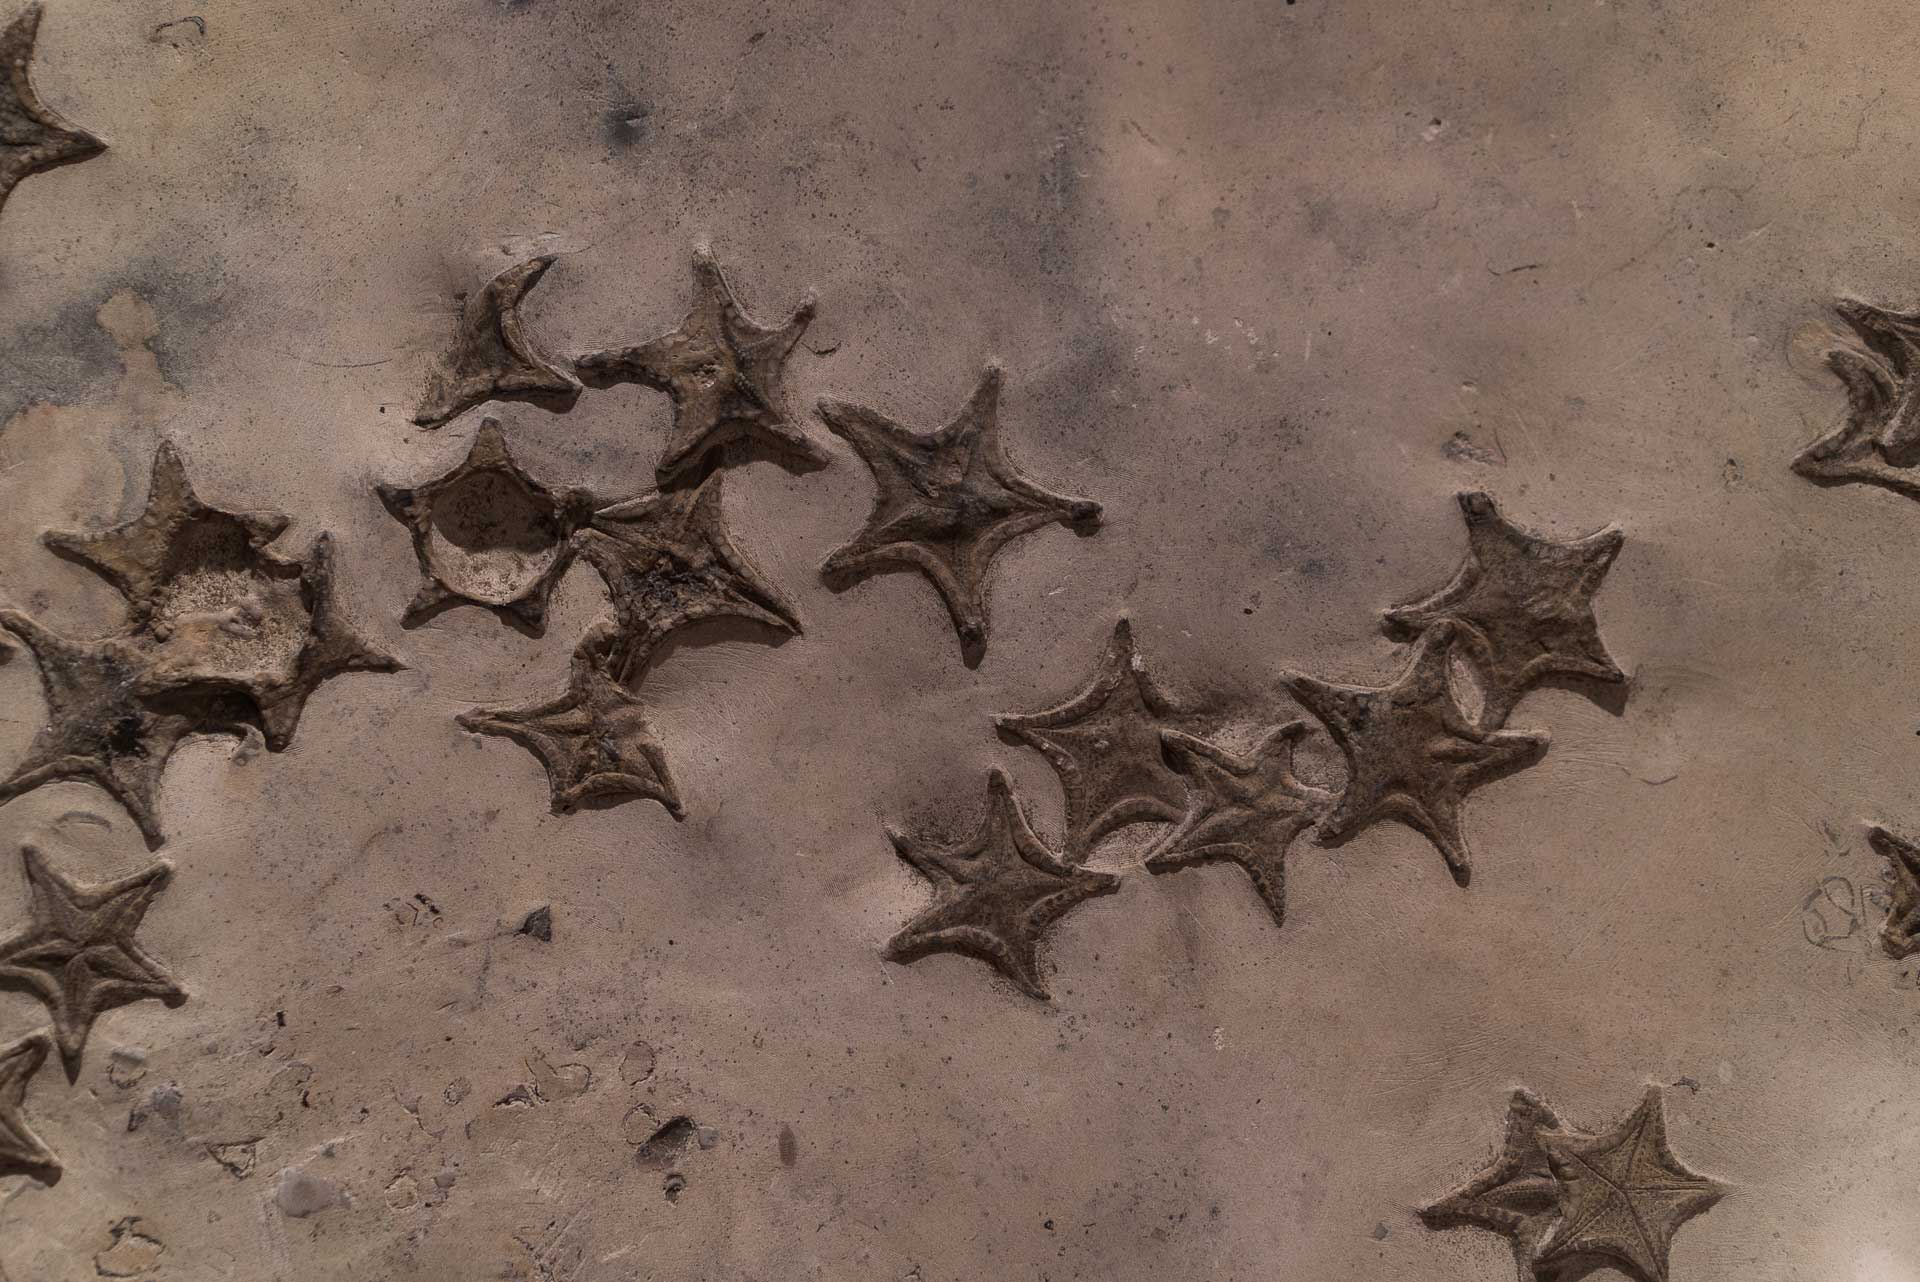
<box><xmin>457</xmin><ymin>620</ymin><xmax>683</xmax><ymax>817</ymax></box>
<box><xmin>1281</xmin><ymin>624</ymin><xmax>1546</xmax><ymax>885</ymax></box>
<box><xmin>0</xmin><ymin>1028</ymin><xmax>58</xmax><ymax>1181</ymax></box>
<box><xmin>0</xmin><ymin>3</ymin><xmax>105</xmax><ymax>221</ymax></box>
<box><xmin>1867</xmin><ymin>824</ymin><xmax>1920</xmax><ymax>959</ymax></box>
<box><xmin>994</xmin><ymin>618</ymin><xmax>1188</xmax><ymax>859</ymax></box>
<box><xmin>1383</xmin><ymin>490</ymin><xmax>1624</xmax><ymax>730</ymax></box>
<box><xmin>0</xmin><ymin>845</ymin><xmax>184</xmax><ymax>1079</ymax></box>
<box><xmin>1793</xmin><ymin>298</ymin><xmax>1920</xmax><ymax>498</ymax></box>
<box><xmin>414</xmin><ymin>255</ymin><xmax>581</xmax><ymax>428</ymax></box>
<box><xmin>819</xmin><ymin>364</ymin><xmax>1101</xmax><ymax>664</ymax></box>
<box><xmin>576</xmin><ymin>246</ymin><xmax>825</xmax><ymax>483</ymax></box>
<box><xmin>377</xmin><ymin>418</ymin><xmax>594</xmax><ymax>631</ymax></box>
<box><xmin>1143</xmin><ymin>721</ymin><xmax>1330</xmax><ymax>928</ymax></box>
<box><xmin>570</xmin><ymin>469</ymin><xmax>800</xmax><ymax>683</ymax></box>
<box><xmin>885</xmin><ymin>768</ymin><xmax>1119</xmax><ymax>1000</ymax></box>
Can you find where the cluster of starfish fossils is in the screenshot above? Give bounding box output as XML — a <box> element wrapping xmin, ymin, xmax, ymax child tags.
<box><xmin>386</xmin><ymin>245</ymin><xmax>1102</xmax><ymax>813</ymax></box>
<box><xmin>881</xmin><ymin>492</ymin><xmax>1625</xmax><ymax>1000</ymax></box>
<box><xmin>1419</xmin><ymin>1085</ymin><xmax>1727</xmax><ymax>1282</ymax></box>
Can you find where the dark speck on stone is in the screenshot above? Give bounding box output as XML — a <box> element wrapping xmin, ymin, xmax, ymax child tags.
<box><xmin>518</xmin><ymin>906</ymin><xmax>553</xmax><ymax>942</ymax></box>
<box><xmin>604</xmin><ymin>102</ymin><xmax>653</xmax><ymax>149</ymax></box>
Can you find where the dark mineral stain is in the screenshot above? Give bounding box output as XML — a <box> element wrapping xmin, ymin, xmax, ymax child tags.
<box><xmin>603</xmin><ymin>102</ymin><xmax>653</xmax><ymax>150</ymax></box>
<box><xmin>777</xmin><ymin>1124</ymin><xmax>797</xmax><ymax>1167</ymax></box>
<box><xmin>517</xmin><ymin>905</ymin><xmax>552</xmax><ymax>942</ymax></box>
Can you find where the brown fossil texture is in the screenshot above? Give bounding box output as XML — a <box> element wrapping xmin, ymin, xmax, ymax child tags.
<box><xmin>0</xmin><ymin>845</ymin><xmax>183</xmax><ymax>1080</ymax></box>
<box><xmin>0</xmin><ymin>1028</ymin><xmax>58</xmax><ymax>1181</ymax></box>
<box><xmin>819</xmin><ymin>364</ymin><xmax>1102</xmax><ymax>665</ymax></box>
<box><xmin>1419</xmin><ymin>1088</ymin><xmax>1576</xmax><ymax>1282</ymax></box>
<box><xmin>993</xmin><ymin>617</ymin><xmax>1189</xmax><ymax>859</ymax></box>
<box><xmin>1792</xmin><ymin>299</ymin><xmax>1920</xmax><ymax>498</ymax></box>
<box><xmin>377</xmin><ymin>417</ymin><xmax>595</xmax><ymax>632</ymax></box>
<box><xmin>413</xmin><ymin>255</ymin><xmax>582</xmax><ymax>428</ymax></box>
<box><xmin>884</xmin><ymin>768</ymin><xmax>1119</xmax><ymax>1000</ymax></box>
<box><xmin>0</xmin><ymin>2</ymin><xmax>102</xmax><ymax>221</ymax></box>
<box><xmin>1867</xmin><ymin>824</ymin><xmax>1920</xmax><ymax>959</ymax></box>
<box><xmin>575</xmin><ymin>247</ymin><xmax>825</xmax><ymax>484</ymax></box>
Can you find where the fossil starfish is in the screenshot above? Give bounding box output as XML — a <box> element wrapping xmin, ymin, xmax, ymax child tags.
<box><xmin>1535</xmin><ymin>1087</ymin><xmax>1727</xmax><ymax>1282</ymax></box>
<box><xmin>884</xmin><ymin>767</ymin><xmax>1119</xmax><ymax>1000</ymax></box>
<box><xmin>377</xmin><ymin>418</ymin><xmax>595</xmax><ymax>631</ymax></box>
<box><xmin>457</xmin><ymin>620</ymin><xmax>683</xmax><ymax>817</ymax></box>
<box><xmin>0</xmin><ymin>844</ymin><xmax>184</xmax><ymax>1079</ymax></box>
<box><xmin>1280</xmin><ymin>624</ymin><xmax>1547</xmax><ymax>885</ymax></box>
<box><xmin>570</xmin><ymin>469</ymin><xmax>800</xmax><ymax>684</ymax></box>
<box><xmin>0</xmin><ymin>3</ymin><xmax>105</xmax><ymax>221</ymax></box>
<box><xmin>1419</xmin><ymin>1088</ymin><xmax>1582</xmax><ymax>1282</ymax></box>
<box><xmin>819</xmin><ymin>364</ymin><xmax>1101</xmax><ymax>665</ymax></box>
<box><xmin>0</xmin><ymin>1028</ymin><xmax>57</xmax><ymax>1180</ymax></box>
<box><xmin>576</xmin><ymin>247</ymin><xmax>824</xmax><ymax>483</ymax></box>
<box><xmin>1867</xmin><ymin>824</ymin><xmax>1920</xmax><ymax>960</ymax></box>
<box><xmin>1791</xmin><ymin>299</ymin><xmax>1920</xmax><ymax>499</ymax></box>
<box><xmin>1143</xmin><ymin>721</ymin><xmax>1330</xmax><ymax>927</ymax></box>
<box><xmin>414</xmin><ymin>255</ymin><xmax>582</xmax><ymax>428</ymax></box>
<box><xmin>1383</xmin><ymin>491</ymin><xmax>1624</xmax><ymax>730</ymax></box>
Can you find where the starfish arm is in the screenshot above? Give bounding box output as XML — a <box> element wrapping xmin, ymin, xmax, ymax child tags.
<box><xmin>885</xmin><ymin>918</ymin><xmax>1051</xmax><ymax>1001</ymax></box>
<box><xmin>0</xmin><ymin>1028</ymin><xmax>58</xmax><ymax>1178</ymax></box>
<box><xmin>574</xmin><ymin>334</ymin><xmax>676</xmax><ymax>390</ymax></box>
<box><xmin>0</xmin><ymin>3</ymin><xmax>105</xmax><ymax>218</ymax></box>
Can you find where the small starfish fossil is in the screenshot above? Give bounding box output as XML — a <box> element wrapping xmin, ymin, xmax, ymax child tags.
<box><xmin>1280</xmin><ymin>623</ymin><xmax>1547</xmax><ymax>885</ymax></box>
<box><xmin>0</xmin><ymin>2</ymin><xmax>105</xmax><ymax>221</ymax></box>
<box><xmin>0</xmin><ymin>844</ymin><xmax>185</xmax><ymax>1080</ymax></box>
<box><xmin>819</xmin><ymin>364</ymin><xmax>1102</xmax><ymax>665</ymax></box>
<box><xmin>414</xmin><ymin>255</ymin><xmax>582</xmax><ymax>428</ymax></box>
<box><xmin>884</xmin><ymin>767</ymin><xmax>1119</xmax><ymax>1000</ymax></box>
<box><xmin>993</xmin><ymin>618</ymin><xmax>1188</xmax><ymax>859</ymax></box>
<box><xmin>570</xmin><ymin>469</ymin><xmax>801</xmax><ymax>684</ymax></box>
<box><xmin>1534</xmin><ymin>1087</ymin><xmax>1728</xmax><ymax>1282</ymax></box>
<box><xmin>576</xmin><ymin>247</ymin><xmax>825</xmax><ymax>483</ymax></box>
<box><xmin>1143</xmin><ymin>721</ymin><xmax>1330</xmax><ymax>928</ymax></box>
<box><xmin>457</xmin><ymin>620</ymin><xmax>683</xmax><ymax>817</ymax></box>
<box><xmin>1419</xmin><ymin>1088</ymin><xmax>1580</xmax><ymax>1282</ymax></box>
<box><xmin>1383</xmin><ymin>491</ymin><xmax>1624</xmax><ymax>730</ymax></box>
<box><xmin>1792</xmin><ymin>298</ymin><xmax>1920</xmax><ymax>499</ymax></box>
<box><xmin>0</xmin><ymin>1027</ymin><xmax>58</xmax><ymax>1181</ymax></box>
<box><xmin>377</xmin><ymin>417</ymin><xmax>595</xmax><ymax>631</ymax></box>
<box><xmin>1867</xmin><ymin>824</ymin><xmax>1920</xmax><ymax>960</ymax></box>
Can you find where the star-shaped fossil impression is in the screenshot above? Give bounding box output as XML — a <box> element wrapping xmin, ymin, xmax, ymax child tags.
<box><xmin>1383</xmin><ymin>491</ymin><xmax>1624</xmax><ymax>731</ymax></box>
<box><xmin>576</xmin><ymin>247</ymin><xmax>825</xmax><ymax>483</ymax></box>
<box><xmin>457</xmin><ymin>621</ymin><xmax>683</xmax><ymax>817</ymax></box>
<box><xmin>885</xmin><ymin>767</ymin><xmax>1119</xmax><ymax>1000</ymax></box>
<box><xmin>1280</xmin><ymin>624</ymin><xmax>1547</xmax><ymax>885</ymax></box>
<box><xmin>0</xmin><ymin>844</ymin><xmax>184</xmax><ymax>1080</ymax></box>
<box><xmin>1419</xmin><ymin>1088</ymin><xmax>1581</xmax><ymax>1282</ymax></box>
<box><xmin>0</xmin><ymin>1028</ymin><xmax>58</xmax><ymax>1181</ymax></box>
<box><xmin>414</xmin><ymin>255</ymin><xmax>582</xmax><ymax>428</ymax></box>
<box><xmin>570</xmin><ymin>470</ymin><xmax>801</xmax><ymax>684</ymax></box>
<box><xmin>1534</xmin><ymin>1087</ymin><xmax>1728</xmax><ymax>1282</ymax></box>
<box><xmin>0</xmin><ymin>3</ymin><xmax>105</xmax><ymax>221</ymax></box>
<box><xmin>1867</xmin><ymin>824</ymin><xmax>1920</xmax><ymax>960</ymax></box>
<box><xmin>377</xmin><ymin>418</ymin><xmax>595</xmax><ymax>632</ymax></box>
<box><xmin>819</xmin><ymin>365</ymin><xmax>1102</xmax><ymax>665</ymax></box>
<box><xmin>1792</xmin><ymin>299</ymin><xmax>1920</xmax><ymax>500</ymax></box>
<box><xmin>994</xmin><ymin>618</ymin><xmax>1189</xmax><ymax>859</ymax></box>
<box><xmin>1143</xmin><ymin>721</ymin><xmax>1331</xmax><ymax>928</ymax></box>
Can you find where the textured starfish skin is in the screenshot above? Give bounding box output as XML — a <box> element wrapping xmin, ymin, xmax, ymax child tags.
<box><xmin>819</xmin><ymin>364</ymin><xmax>1102</xmax><ymax>664</ymax></box>
<box><xmin>1867</xmin><ymin>825</ymin><xmax>1920</xmax><ymax>960</ymax></box>
<box><xmin>570</xmin><ymin>470</ymin><xmax>801</xmax><ymax>684</ymax></box>
<box><xmin>457</xmin><ymin>621</ymin><xmax>683</xmax><ymax>817</ymax></box>
<box><xmin>0</xmin><ymin>3</ymin><xmax>104</xmax><ymax>221</ymax></box>
<box><xmin>884</xmin><ymin>768</ymin><xmax>1119</xmax><ymax>1000</ymax></box>
<box><xmin>414</xmin><ymin>255</ymin><xmax>582</xmax><ymax>428</ymax></box>
<box><xmin>0</xmin><ymin>1028</ymin><xmax>58</xmax><ymax>1180</ymax></box>
<box><xmin>993</xmin><ymin>618</ymin><xmax>1186</xmax><ymax>859</ymax></box>
<box><xmin>377</xmin><ymin>418</ymin><xmax>595</xmax><ymax>631</ymax></box>
<box><xmin>1419</xmin><ymin>1088</ymin><xmax>1583</xmax><ymax>1282</ymax></box>
<box><xmin>1535</xmin><ymin>1087</ymin><xmax>1727</xmax><ymax>1282</ymax></box>
<box><xmin>1383</xmin><ymin>491</ymin><xmax>1624</xmax><ymax>730</ymax></box>
<box><xmin>1143</xmin><ymin>721</ymin><xmax>1331</xmax><ymax>928</ymax></box>
<box><xmin>1280</xmin><ymin>624</ymin><xmax>1547</xmax><ymax>885</ymax></box>
<box><xmin>576</xmin><ymin>247</ymin><xmax>824</xmax><ymax>483</ymax></box>
<box><xmin>0</xmin><ymin>844</ymin><xmax>184</xmax><ymax>1079</ymax></box>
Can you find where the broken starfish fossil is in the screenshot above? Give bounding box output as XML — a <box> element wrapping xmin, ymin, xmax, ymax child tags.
<box><xmin>884</xmin><ymin>768</ymin><xmax>1119</xmax><ymax>1000</ymax></box>
<box><xmin>576</xmin><ymin>247</ymin><xmax>825</xmax><ymax>484</ymax></box>
<box><xmin>0</xmin><ymin>2</ymin><xmax>105</xmax><ymax>221</ymax></box>
<box><xmin>819</xmin><ymin>364</ymin><xmax>1102</xmax><ymax>665</ymax></box>
<box><xmin>377</xmin><ymin>417</ymin><xmax>596</xmax><ymax>632</ymax></box>
<box><xmin>0</xmin><ymin>845</ymin><xmax>185</xmax><ymax>1081</ymax></box>
<box><xmin>1383</xmin><ymin>490</ymin><xmax>1624</xmax><ymax>731</ymax></box>
<box><xmin>1418</xmin><ymin>1087</ymin><xmax>1574</xmax><ymax>1282</ymax></box>
<box><xmin>1792</xmin><ymin>298</ymin><xmax>1920</xmax><ymax>499</ymax></box>
<box><xmin>1866</xmin><ymin>824</ymin><xmax>1920</xmax><ymax>960</ymax></box>
<box><xmin>414</xmin><ymin>255</ymin><xmax>581</xmax><ymax>428</ymax></box>
<box><xmin>0</xmin><ymin>1028</ymin><xmax>58</xmax><ymax>1181</ymax></box>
